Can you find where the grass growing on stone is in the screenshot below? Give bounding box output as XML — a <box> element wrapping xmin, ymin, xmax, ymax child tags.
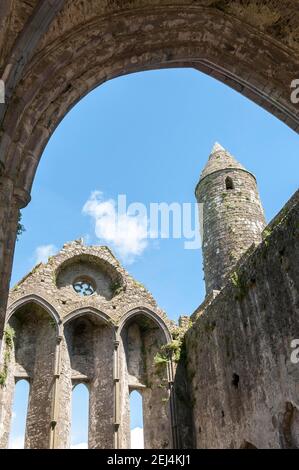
<box><xmin>111</xmin><ymin>281</ymin><xmax>124</xmax><ymax>297</ymax></box>
<box><xmin>0</xmin><ymin>325</ymin><xmax>15</xmax><ymax>387</ymax></box>
<box><xmin>17</xmin><ymin>211</ymin><xmax>25</xmax><ymax>241</ymax></box>
<box><xmin>154</xmin><ymin>334</ymin><xmax>185</xmax><ymax>371</ymax></box>
<box><xmin>231</xmin><ymin>271</ymin><xmax>248</xmax><ymax>300</ymax></box>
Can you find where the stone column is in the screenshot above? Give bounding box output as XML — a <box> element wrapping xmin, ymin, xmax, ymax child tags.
<box><xmin>25</xmin><ymin>319</ymin><xmax>56</xmax><ymax>448</ymax></box>
<box><xmin>88</xmin><ymin>326</ymin><xmax>114</xmax><ymax>448</ymax></box>
<box><xmin>0</xmin><ymin>333</ymin><xmax>17</xmax><ymax>448</ymax></box>
<box><xmin>143</xmin><ymin>386</ymin><xmax>172</xmax><ymax>449</ymax></box>
<box><xmin>49</xmin><ymin>334</ymin><xmax>64</xmax><ymax>449</ymax></box>
<box><xmin>117</xmin><ymin>338</ymin><xmax>130</xmax><ymax>449</ymax></box>
<box><xmin>0</xmin><ymin>172</ymin><xmax>30</xmax><ymax>438</ymax></box>
<box><xmin>142</xmin><ymin>333</ymin><xmax>173</xmax><ymax>449</ymax></box>
<box><xmin>0</xmin><ymin>171</ymin><xmax>30</xmax><ymax>349</ymax></box>
<box><xmin>54</xmin><ymin>334</ymin><xmax>72</xmax><ymax>449</ymax></box>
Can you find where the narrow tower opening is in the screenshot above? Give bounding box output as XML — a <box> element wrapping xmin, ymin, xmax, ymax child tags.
<box><xmin>225</xmin><ymin>176</ymin><xmax>234</xmax><ymax>190</ymax></box>
<box><xmin>130</xmin><ymin>390</ymin><xmax>144</xmax><ymax>449</ymax></box>
<box><xmin>71</xmin><ymin>383</ymin><xmax>89</xmax><ymax>449</ymax></box>
<box><xmin>9</xmin><ymin>379</ymin><xmax>30</xmax><ymax>449</ymax></box>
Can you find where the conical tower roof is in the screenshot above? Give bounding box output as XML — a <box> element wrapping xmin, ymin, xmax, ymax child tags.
<box><xmin>199</xmin><ymin>142</ymin><xmax>250</xmax><ymax>181</ymax></box>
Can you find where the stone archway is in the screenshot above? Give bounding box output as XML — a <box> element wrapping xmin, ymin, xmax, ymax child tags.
<box><xmin>1</xmin><ymin>0</ymin><xmax>299</xmax><ymax>345</ymax></box>
<box><xmin>117</xmin><ymin>308</ymin><xmax>174</xmax><ymax>449</ymax></box>
<box><xmin>0</xmin><ymin>300</ymin><xmax>58</xmax><ymax>448</ymax></box>
<box><xmin>61</xmin><ymin>311</ymin><xmax>115</xmax><ymax>449</ymax></box>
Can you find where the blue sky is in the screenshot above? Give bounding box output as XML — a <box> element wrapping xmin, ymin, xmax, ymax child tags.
<box><xmin>11</xmin><ymin>68</ymin><xmax>299</xmax><ymax>320</ymax></box>
<box><xmin>9</xmin><ymin>68</ymin><xmax>299</xmax><ymax>448</ymax></box>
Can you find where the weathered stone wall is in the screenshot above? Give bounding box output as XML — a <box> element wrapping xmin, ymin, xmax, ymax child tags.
<box><xmin>25</xmin><ymin>315</ymin><xmax>56</xmax><ymax>449</ymax></box>
<box><xmin>0</xmin><ymin>303</ymin><xmax>56</xmax><ymax>448</ymax></box>
<box><xmin>141</xmin><ymin>322</ymin><xmax>172</xmax><ymax>449</ymax></box>
<box><xmin>0</xmin><ymin>176</ymin><xmax>28</xmax><ymax>353</ymax></box>
<box><xmin>8</xmin><ymin>241</ymin><xmax>172</xmax><ymax>330</ymax></box>
<box><xmin>185</xmin><ymin>190</ymin><xmax>299</xmax><ymax>448</ymax></box>
<box><xmin>89</xmin><ymin>325</ymin><xmax>115</xmax><ymax>449</ymax></box>
<box><xmin>57</xmin><ymin>259</ymin><xmax>114</xmax><ymax>300</ymax></box>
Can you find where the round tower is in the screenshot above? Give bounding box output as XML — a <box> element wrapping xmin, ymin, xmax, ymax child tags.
<box><xmin>195</xmin><ymin>143</ymin><xmax>266</xmax><ymax>295</ymax></box>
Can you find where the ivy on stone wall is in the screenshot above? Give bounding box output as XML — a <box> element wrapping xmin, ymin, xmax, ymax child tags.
<box><xmin>17</xmin><ymin>211</ymin><xmax>25</xmax><ymax>241</ymax></box>
<box><xmin>154</xmin><ymin>328</ymin><xmax>187</xmax><ymax>368</ymax></box>
<box><xmin>0</xmin><ymin>325</ymin><xmax>15</xmax><ymax>387</ymax></box>
<box><xmin>231</xmin><ymin>271</ymin><xmax>248</xmax><ymax>300</ymax></box>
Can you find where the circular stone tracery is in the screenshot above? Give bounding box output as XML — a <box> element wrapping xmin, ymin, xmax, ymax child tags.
<box><xmin>55</xmin><ymin>254</ymin><xmax>125</xmax><ymax>300</ymax></box>
<box><xmin>73</xmin><ymin>278</ymin><xmax>95</xmax><ymax>296</ymax></box>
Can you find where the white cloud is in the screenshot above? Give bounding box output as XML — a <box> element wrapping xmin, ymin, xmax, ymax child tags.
<box><xmin>82</xmin><ymin>191</ymin><xmax>148</xmax><ymax>263</ymax></box>
<box><xmin>70</xmin><ymin>442</ymin><xmax>88</xmax><ymax>449</ymax></box>
<box><xmin>35</xmin><ymin>244</ymin><xmax>57</xmax><ymax>264</ymax></box>
<box><xmin>131</xmin><ymin>427</ymin><xmax>144</xmax><ymax>449</ymax></box>
<box><xmin>9</xmin><ymin>435</ymin><xmax>24</xmax><ymax>449</ymax></box>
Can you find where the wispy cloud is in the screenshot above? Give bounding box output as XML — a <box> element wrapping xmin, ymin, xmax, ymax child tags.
<box><xmin>82</xmin><ymin>191</ymin><xmax>148</xmax><ymax>264</ymax></box>
<box><xmin>35</xmin><ymin>244</ymin><xmax>57</xmax><ymax>264</ymax></box>
<box><xmin>131</xmin><ymin>427</ymin><xmax>144</xmax><ymax>449</ymax></box>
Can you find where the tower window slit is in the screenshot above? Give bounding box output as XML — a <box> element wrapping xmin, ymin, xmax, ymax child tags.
<box><xmin>225</xmin><ymin>176</ymin><xmax>234</xmax><ymax>190</ymax></box>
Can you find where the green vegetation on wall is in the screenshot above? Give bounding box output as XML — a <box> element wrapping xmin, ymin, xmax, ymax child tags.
<box><xmin>0</xmin><ymin>325</ymin><xmax>15</xmax><ymax>387</ymax></box>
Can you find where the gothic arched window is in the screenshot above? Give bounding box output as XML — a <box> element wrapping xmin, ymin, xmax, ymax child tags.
<box><xmin>9</xmin><ymin>379</ymin><xmax>30</xmax><ymax>449</ymax></box>
<box><xmin>71</xmin><ymin>383</ymin><xmax>89</xmax><ymax>449</ymax></box>
<box><xmin>130</xmin><ymin>390</ymin><xmax>144</xmax><ymax>449</ymax></box>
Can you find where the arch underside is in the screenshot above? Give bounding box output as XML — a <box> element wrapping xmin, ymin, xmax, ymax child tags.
<box><xmin>0</xmin><ymin>5</ymin><xmax>298</xmax><ymax>194</ymax></box>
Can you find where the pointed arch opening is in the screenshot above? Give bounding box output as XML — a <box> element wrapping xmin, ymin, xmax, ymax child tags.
<box><xmin>119</xmin><ymin>310</ymin><xmax>172</xmax><ymax>449</ymax></box>
<box><xmin>8</xmin><ymin>379</ymin><xmax>30</xmax><ymax>449</ymax></box>
<box><xmin>130</xmin><ymin>390</ymin><xmax>144</xmax><ymax>449</ymax></box>
<box><xmin>63</xmin><ymin>311</ymin><xmax>115</xmax><ymax>449</ymax></box>
<box><xmin>0</xmin><ymin>301</ymin><xmax>57</xmax><ymax>448</ymax></box>
<box><xmin>70</xmin><ymin>383</ymin><xmax>89</xmax><ymax>449</ymax></box>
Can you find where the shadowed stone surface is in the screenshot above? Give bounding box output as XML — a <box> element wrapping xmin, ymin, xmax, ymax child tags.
<box><xmin>186</xmin><ymin>189</ymin><xmax>299</xmax><ymax>448</ymax></box>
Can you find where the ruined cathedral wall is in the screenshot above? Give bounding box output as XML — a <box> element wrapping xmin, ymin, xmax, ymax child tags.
<box><xmin>1</xmin><ymin>242</ymin><xmax>175</xmax><ymax>448</ymax></box>
<box><xmin>7</xmin><ymin>243</ymin><xmax>172</xmax><ymax>330</ymax></box>
<box><xmin>186</xmin><ymin>191</ymin><xmax>299</xmax><ymax>448</ymax></box>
